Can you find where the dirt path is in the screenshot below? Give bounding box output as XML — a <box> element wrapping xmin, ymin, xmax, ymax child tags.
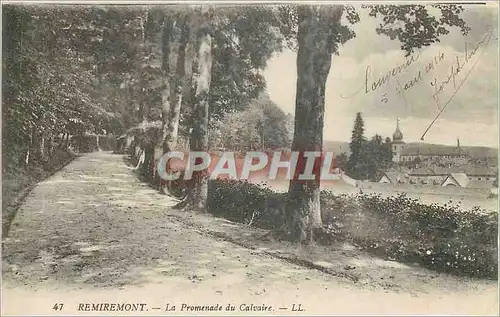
<box><xmin>2</xmin><ymin>152</ymin><xmax>498</xmax><ymax>315</ymax></box>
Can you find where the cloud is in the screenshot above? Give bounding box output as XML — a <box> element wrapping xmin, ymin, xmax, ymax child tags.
<box><xmin>263</xmin><ymin>5</ymin><xmax>498</xmax><ymax>147</ymax></box>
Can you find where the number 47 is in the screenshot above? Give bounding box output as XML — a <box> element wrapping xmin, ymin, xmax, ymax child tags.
<box><xmin>53</xmin><ymin>303</ymin><xmax>64</xmax><ymax>311</ymax></box>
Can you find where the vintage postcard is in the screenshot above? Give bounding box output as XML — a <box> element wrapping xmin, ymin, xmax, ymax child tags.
<box><xmin>2</xmin><ymin>0</ymin><xmax>499</xmax><ymax>315</ymax></box>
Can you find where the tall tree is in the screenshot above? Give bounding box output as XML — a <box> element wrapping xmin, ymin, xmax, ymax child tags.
<box><xmin>159</xmin><ymin>14</ymin><xmax>175</xmax><ymax>154</ymax></box>
<box><xmin>167</xmin><ymin>13</ymin><xmax>191</xmax><ymax>151</ymax></box>
<box><xmin>154</xmin><ymin>12</ymin><xmax>175</xmax><ymax>189</ymax></box>
<box><xmin>283</xmin><ymin>4</ymin><xmax>469</xmax><ymax>243</ymax></box>
<box><xmin>284</xmin><ymin>5</ymin><xmax>344</xmax><ymax>242</ymax></box>
<box><xmin>346</xmin><ymin>112</ymin><xmax>369</xmax><ymax>179</ymax></box>
<box><xmin>179</xmin><ymin>6</ymin><xmax>289</xmax><ymax>209</ymax></box>
<box><xmin>158</xmin><ymin>11</ymin><xmax>191</xmax><ymax>194</ymax></box>
<box><xmin>139</xmin><ymin>9</ymin><xmax>163</xmax><ymax>179</ymax></box>
<box><xmin>185</xmin><ymin>7</ymin><xmax>213</xmax><ymax>211</ymax></box>
<box><xmin>364</xmin><ymin>134</ymin><xmax>393</xmax><ymax>180</ymax></box>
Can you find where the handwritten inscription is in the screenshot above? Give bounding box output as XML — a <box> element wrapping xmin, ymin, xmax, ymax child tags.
<box><xmin>341</xmin><ymin>53</ymin><xmax>420</xmax><ymax>99</ymax></box>
<box><xmin>364</xmin><ymin>53</ymin><xmax>420</xmax><ymax>94</ymax></box>
<box><xmin>430</xmin><ymin>32</ymin><xmax>493</xmax><ymax>106</ymax></box>
<box><xmin>420</xmin><ymin>31</ymin><xmax>494</xmax><ymax>140</ymax></box>
<box><xmin>341</xmin><ymin>31</ymin><xmax>493</xmax><ymax>107</ymax></box>
<box><xmin>395</xmin><ymin>52</ymin><xmax>446</xmax><ymax>98</ymax></box>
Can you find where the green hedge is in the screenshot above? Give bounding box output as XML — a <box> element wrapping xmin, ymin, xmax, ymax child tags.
<box><xmin>321</xmin><ymin>192</ymin><xmax>497</xmax><ymax>279</ymax></box>
<box><xmin>208</xmin><ymin>179</ymin><xmax>286</xmax><ymax>229</ymax></box>
<box><xmin>207</xmin><ymin>180</ymin><xmax>498</xmax><ymax>279</ymax></box>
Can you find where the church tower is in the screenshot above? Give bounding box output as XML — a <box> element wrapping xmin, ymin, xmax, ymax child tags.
<box><xmin>392</xmin><ymin>118</ymin><xmax>405</xmax><ymax>163</ymax></box>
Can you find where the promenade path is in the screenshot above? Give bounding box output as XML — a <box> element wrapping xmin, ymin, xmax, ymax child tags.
<box><xmin>2</xmin><ymin>152</ymin><xmax>497</xmax><ymax>315</ymax></box>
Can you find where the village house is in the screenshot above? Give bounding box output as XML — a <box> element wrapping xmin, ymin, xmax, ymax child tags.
<box><xmin>441</xmin><ymin>173</ymin><xmax>470</xmax><ymax>188</ymax></box>
<box><xmin>407</xmin><ymin>165</ymin><xmax>497</xmax><ymax>188</ymax></box>
<box><xmin>378</xmin><ymin>171</ymin><xmax>407</xmax><ymax>184</ymax></box>
<box><xmin>378</xmin><ymin>164</ymin><xmax>497</xmax><ymax>189</ymax></box>
<box><xmin>408</xmin><ymin>166</ymin><xmax>446</xmax><ymax>185</ymax></box>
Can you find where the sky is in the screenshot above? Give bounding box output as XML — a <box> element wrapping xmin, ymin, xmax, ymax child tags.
<box><xmin>263</xmin><ymin>4</ymin><xmax>499</xmax><ymax>148</ymax></box>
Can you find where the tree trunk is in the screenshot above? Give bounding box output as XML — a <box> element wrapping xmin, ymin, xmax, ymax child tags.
<box><xmin>64</xmin><ymin>132</ymin><xmax>70</xmax><ymax>149</ymax></box>
<box><xmin>160</xmin><ymin>16</ymin><xmax>175</xmax><ymax>153</ymax></box>
<box><xmin>25</xmin><ymin>126</ymin><xmax>34</xmax><ymax>167</ymax></box>
<box><xmin>154</xmin><ymin>15</ymin><xmax>175</xmax><ymax>190</ymax></box>
<box><xmin>38</xmin><ymin>133</ymin><xmax>45</xmax><ymax>161</ymax></box>
<box><xmin>142</xmin><ymin>141</ymin><xmax>155</xmax><ymax>180</ymax></box>
<box><xmin>185</xmin><ymin>8</ymin><xmax>212</xmax><ymax>211</ymax></box>
<box><xmin>96</xmin><ymin>134</ymin><xmax>100</xmax><ymax>151</ymax></box>
<box><xmin>159</xmin><ymin>15</ymin><xmax>190</xmax><ymax>194</ymax></box>
<box><xmin>59</xmin><ymin>133</ymin><xmax>66</xmax><ymax>148</ymax></box>
<box><xmin>285</xmin><ymin>5</ymin><xmax>343</xmax><ymax>243</ymax></box>
<box><xmin>138</xmin><ymin>11</ymin><xmax>149</xmax><ymax>124</ymax></box>
<box><xmin>47</xmin><ymin>134</ymin><xmax>54</xmax><ymax>158</ymax></box>
<box><xmin>167</xmin><ymin>14</ymin><xmax>190</xmax><ymax>151</ymax></box>
<box><xmin>31</xmin><ymin>124</ymin><xmax>46</xmax><ymax>162</ymax></box>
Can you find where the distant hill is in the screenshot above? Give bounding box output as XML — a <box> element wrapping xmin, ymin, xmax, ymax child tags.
<box><xmin>323</xmin><ymin>140</ymin><xmax>350</xmax><ymax>155</ymax></box>
<box><xmin>404</xmin><ymin>142</ymin><xmax>498</xmax><ymax>158</ymax></box>
<box><xmin>322</xmin><ymin>140</ymin><xmax>498</xmax><ymax>159</ymax></box>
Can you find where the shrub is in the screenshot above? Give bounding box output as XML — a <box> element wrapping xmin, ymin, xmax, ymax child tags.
<box><xmin>208</xmin><ymin>179</ymin><xmax>286</xmax><ymax>229</ymax></box>
<box><xmin>205</xmin><ymin>180</ymin><xmax>498</xmax><ymax>280</ymax></box>
<box><xmin>322</xmin><ymin>192</ymin><xmax>498</xmax><ymax>279</ymax></box>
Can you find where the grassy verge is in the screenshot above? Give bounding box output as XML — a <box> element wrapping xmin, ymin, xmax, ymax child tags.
<box><xmin>206</xmin><ymin>179</ymin><xmax>498</xmax><ymax>280</ymax></box>
<box><xmin>2</xmin><ymin>148</ymin><xmax>77</xmax><ymax>237</ymax></box>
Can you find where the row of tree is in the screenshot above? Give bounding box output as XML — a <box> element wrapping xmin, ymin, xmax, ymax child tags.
<box><xmin>3</xmin><ymin>4</ymin><xmax>471</xmax><ymax>243</ymax></box>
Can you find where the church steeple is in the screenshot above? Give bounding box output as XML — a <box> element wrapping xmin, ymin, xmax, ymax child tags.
<box><xmin>392</xmin><ymin>118</ymin><xmax>403</xmax><ymax>142</ymax></box>
<box><xmin>391</xmin><ymin>118</ymin><xmax>405</xmax><ymax>163</ymax></box>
